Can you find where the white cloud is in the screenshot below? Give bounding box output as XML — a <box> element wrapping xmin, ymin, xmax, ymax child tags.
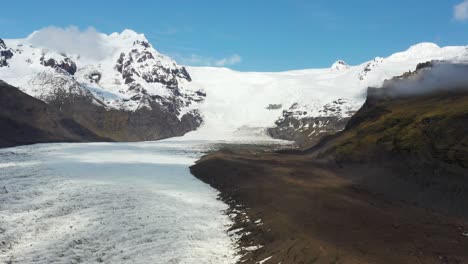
<box><xmin>27</xmin><ymin>26</ymin><xmax>114</xmax><ymax>60</ymax></box>
<box><xmin>174</xmin><ymin>53</ymin><xmax>242</xmax><ymax>67</ymax></box>
<box><xmin>26</xmin><ymin>26</ymin><xmax>241</xmax><ymax>67</ymax></box>
<box><xmin>454</xmin><ymin>0</ymin><xmax>468</xmax><ymax>21</ymax></box>
<box><xmin>214</xmin><ymin>54</ymin><xmax>242</xmax><ymax>66</ymax></box>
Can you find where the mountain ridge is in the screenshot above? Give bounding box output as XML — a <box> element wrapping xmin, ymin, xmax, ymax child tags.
<box><xmin>0</xmin><ymin>29</ymin><xmax>205</xmax><ymax>143</ymax></box>
<box><xmin>1</xmin><ymin>29</ymin><xmax>468</xmax><ymax>146</ymax></box>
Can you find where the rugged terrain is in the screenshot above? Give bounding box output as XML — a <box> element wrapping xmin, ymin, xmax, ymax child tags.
<box><xmin>0</xmin><ymin>80</ymin><xmax>106</xmax><ymax>148</ymax></box>
<box><xmin>307</xmin><ymin>62</ymin><xmax>468</xmax><ymax>216</ymax></box>
<box><xmin>186</xmin><ymin>43</ymin><xmax>468</xmax><ymax>144</ymax></box>
<box><xmin>0</xmin><ymin>30</ymin><xmax>205</xmax><ymax>143</ymax></box>
<box><xmin>2</xmin><ymin>30</ymin><xmax>467</xmax><ymax>146</ymax></box>
<box><xmin>190</xmin><ymin>63</ymin><xmax>468</xmax><ymax>263</ymax></box>
<box><xmin>267</xmin><ymin>99</ymin><xmax>357</xmax><ymax>148</ymax></box>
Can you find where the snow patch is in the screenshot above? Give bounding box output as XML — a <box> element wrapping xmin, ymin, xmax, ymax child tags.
<box><xmin>257</xmin><ymin>256</ymin><xmax>273</xmax><ymax>264</ymax></box>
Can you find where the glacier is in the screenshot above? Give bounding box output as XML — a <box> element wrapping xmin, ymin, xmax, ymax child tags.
<box><xmin>0</xmin><ymin>140</ymin><xmax>247</xmax><ymax>264</ymax></box>
<box><xmin>184</xmin><ymin>43</ymin><xmax>468</xmax><ymax>140</ymax></box>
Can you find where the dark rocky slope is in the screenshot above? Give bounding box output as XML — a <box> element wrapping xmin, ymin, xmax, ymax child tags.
<box><xmin>267</xmin><ymin>101</ymin><xmax>356</xmax><ymax>148</ymax></box>
<box><xmin>0</xmin><ymin>80</ymin><xmax>107</xmax><ymax>148</ymax></box>
<box><xmin>0</xmin><ymin>78</ymin><xmax>200</xmax><ymax>147</ymax></box>
<box><xmin>308</xmin><ymin>62</ymin><xmax>468</xmax><ymax>216</ymax></box>
<box><xmin>0</xmin><ymin>33</ymin><xmax>205</xmax><ymax>146</ymax></box>
<box><xmin>44</xmin><ymin>89</ymin><xmax>201</xmax><ymax>142</ymax></box>
<box><xmin>190</xmin><ymin>62</ymin><xmax>468</xmax><ymax>264</ymax></box>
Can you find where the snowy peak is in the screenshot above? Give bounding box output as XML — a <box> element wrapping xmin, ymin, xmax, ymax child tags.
<box><xmin>118</xmin><ymin>29</ymin><xmax>144</xmax><ymax>40</ymax></box>
<box><xmin>113</xmin><ymin>37</ymin><xmax>189</xmax><ymax>86</ymax></box>
<box><xmin>106</xmin><ymin>30</ymin><xmax>158</xmax><ymax>56</ymax></box>
<box><xmin>358</xmin><ymin>57</ymin><xmax>384</xmax><ymax>81</ymax></box>
<box><xmin>0</xmin><ymin>29</ymin><xmax>206</xmax><ymax>141</ymax></box>
<box><xmin>407</xmin><ymin>42</ymin><xmax>440</xmax><ymax>52</ymax></box>
<box><xmin>0</xmin><ymin>29</ymin><xmax>205</xmax><ymax>116</ymax></box>
<box><xmin>387</xmin><ymin>42</ymin><xmax>463</xmax><ymax>62</ymax></box>
<box><xmin>108</xmin><ymin>29</ymin><xmax>150</xmax><ymax>46</ymax></box>
<box><xmin>331</xmin><ymin>60</ymin><xmax>349</xmax><ymax>71</ymax></box>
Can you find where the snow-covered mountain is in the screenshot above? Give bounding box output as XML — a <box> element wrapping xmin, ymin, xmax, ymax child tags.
<box><xmin>331</xmin><ymin>60</ymin><xmax>350</xmax><ymax>71</ymax></box>
<box><xmin>1</xmin><ymin>29</ymin><xmax>204</xmax><ymax>114</ymax></box>
<box><xmin>183</xmin><ymin>43</ymin><xmax>468</xmax><ymax>145</ymax></box>
<box><xmin>0</xmin><ymin>30</ymin><xmax>205</xmax><ymax>141</ymax></box>
<box><xmin>1</xmin><ymin>29</ymin><xmax>467</xmax><ymax>145</ymax></box>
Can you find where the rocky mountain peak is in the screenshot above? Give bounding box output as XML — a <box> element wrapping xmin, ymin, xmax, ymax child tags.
<box><xmin>358</xmin><ymin>57</ymin><xmax>384</xmax><ymax>81</ymax></box>
<box><xmin>0</xmin><ymin>29</ymin><xmax>205</xmax><ymax>126</ymax></box>
<box><xmin>119</xmin><ymin>29</ymin><xmax>143</xmax><ymax>40</ymax></box>
<box><xmin>0</xmin><ymin>29</ymin><xmax>206</xmax><ymax>142</ymax></box>
<box><xmin>40</xmin><ymin>55</ymin><xmax>77</xmax><ymax>75</ymax></box>
<box><xmin>107</xmin><ymin>29</ymin><xmax>149</xmax><ymax>50</ymax></box>
<box><xmin>0</xmin><ymin>38</ymin><xmax>7</xmax><ymax>49</ymax></box>
<box><xmin>113</xmin><ymin>41</ymin><xmax>191</xmax><ymax>90</ymax></box>
<box><xmin>331</xmin><ymin>60</ymin><xmax>349</xmax><ymax>71</ymax></box>
<box><xmin>0</xmin><ymin>39</ymin><xmax>14</xmax><ymax>67</ymax></box>
<box><xmin>133</xmin><ymin>40</ymin><xmax>151</xmax><ymax>49</ymax></box>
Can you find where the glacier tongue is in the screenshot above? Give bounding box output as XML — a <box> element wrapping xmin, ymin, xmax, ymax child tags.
<box><xmin>183</xmin><ymin>43</ymin><xmax>468</xmax><ymax>142</ymax></box>
<box><xmin>0</xmin><ymin>141</ymin><xmax>239</xmax><ymax>264</ymax></box>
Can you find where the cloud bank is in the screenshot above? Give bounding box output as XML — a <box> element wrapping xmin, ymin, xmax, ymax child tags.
<box><xmin>454</xmin><ymin>0</ymin><xmax>468</xmax><ymax>21</ymax></box>
<box><xmin>26</xmin><ymin>26</ymin><xmax>241</xmax><ymax>67</ymax></box>
<box><xmin>27</xmin><ymin>26</ymin><xmax>114</xmax><ymax>60</ymax></box>
<box><xmin>385</xmin><ymin>63</ymin><xmax>468</xmax><ymax>97</ymax></box>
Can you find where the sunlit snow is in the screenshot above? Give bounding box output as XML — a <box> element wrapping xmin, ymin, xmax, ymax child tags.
<box><xmin>184</xmin><ymin>43</ymin><xmax>468</xmax><ymax>139</ymax></box>
<box><xmin>0</xmin><ymin>141</ymin><xmax>242</xmax><ymax>264</ymax></box>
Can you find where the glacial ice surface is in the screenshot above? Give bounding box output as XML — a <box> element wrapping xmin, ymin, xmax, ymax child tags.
<box><xmin>0</xmin><ymin>140</ymin><xmax>239</xmax><ymax>264</ymax></box>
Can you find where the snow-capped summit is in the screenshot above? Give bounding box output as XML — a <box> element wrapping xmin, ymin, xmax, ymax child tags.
<box><xmin>407</xmin><ymin>42</ymin><xmax>440</xmax><ymax>51</ymax></box>
<box><xmin>331</xmin><ymin>60</ymin><xmax>349</xmax><ymax>71</ymax></box>
<box><xmin>0</xmin><ymin>29</ymin><xmax>206</xmax><ymax>141</ymax></box>
<box><xmin>388</xmin><ymin>42</ymin><xmax>460</xmax><ymax>62</ymax></box>
<box><xmin>0</xmin><ymin>30</ymin><xmax>204</xmax><ymax>116</ymax></box>
<box><xmin>116</xmin><ymin>29</ymin><xmax>144</xmax><ymax>40</ymax></box>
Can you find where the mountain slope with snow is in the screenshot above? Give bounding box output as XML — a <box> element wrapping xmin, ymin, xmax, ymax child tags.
<box><xmin>183</xmin><ymin>43</ymin><xmax>468</xmax><ymax>145</ymax></box>
<box><xmin>1</xmin><ymin>29</ymin><xmax>467</xmax><ymax>145</ymax></box>
<box><xmin>0</xmin><ymin>30</ymin><xmax>205</xmax><ymax>142</ymax></box>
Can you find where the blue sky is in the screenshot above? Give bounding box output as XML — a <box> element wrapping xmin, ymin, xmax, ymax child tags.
<box><xmin>1</xmin><ymin>0</ymin><xmax>467</xmax><ymax>71</ymax></box>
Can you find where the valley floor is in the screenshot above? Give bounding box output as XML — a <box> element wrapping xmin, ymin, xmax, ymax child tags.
<box><xmin>191</xmin><ymin>149</ymin><xmax>468</xmax><ymax>264</ymax></box>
